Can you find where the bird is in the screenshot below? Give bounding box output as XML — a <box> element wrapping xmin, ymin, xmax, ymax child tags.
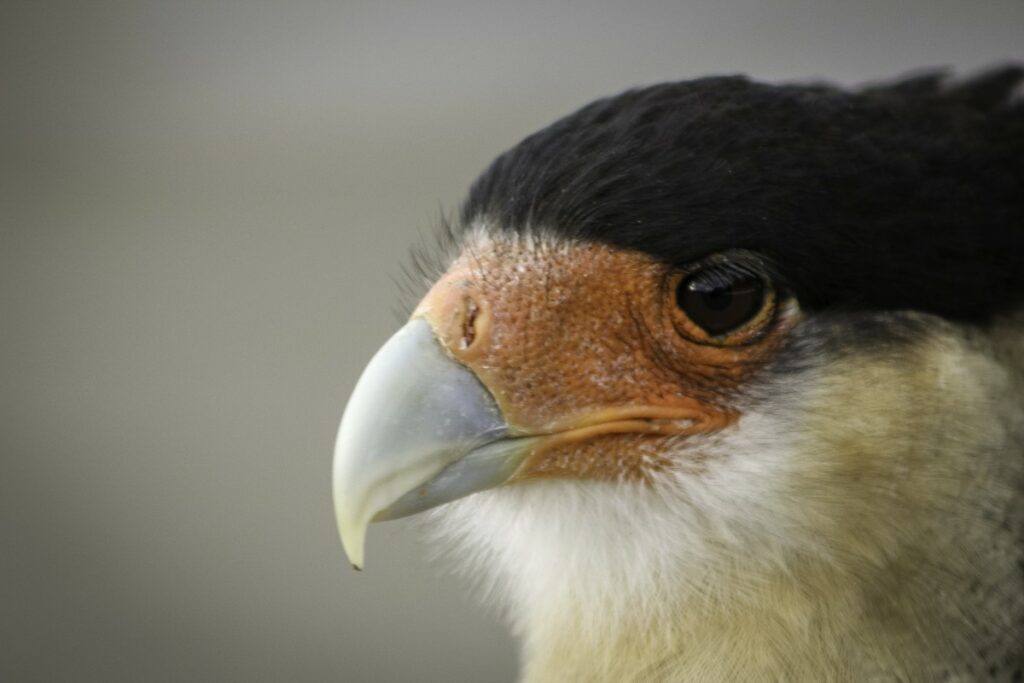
<box><xmin>333</xmin><ymin>66</ymin><xmax>1024</xmax><ymax>682</ymax></box>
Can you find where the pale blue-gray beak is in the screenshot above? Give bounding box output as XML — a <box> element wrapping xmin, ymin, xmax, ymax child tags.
<box><xmin>332</xmin><ymin>319</ymin><xmax>537</xmax><ymax>568</ymax></box>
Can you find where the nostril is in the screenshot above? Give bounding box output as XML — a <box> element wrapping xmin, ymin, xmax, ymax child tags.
<box><xmin>460</xmin><ymin>298</ymin><xmax>479</xmax><ymax>350</ymax></box>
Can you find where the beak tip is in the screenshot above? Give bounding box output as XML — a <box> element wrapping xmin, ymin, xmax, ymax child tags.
<box><xmin>337</xmin><ymin>511</ymin><xmax>368</xmax><ymax>571</ymax></box>
<box><xmin>341</xmin><ymin>539</ymin><xmax>366</xmax><ymax>571</ymax></box>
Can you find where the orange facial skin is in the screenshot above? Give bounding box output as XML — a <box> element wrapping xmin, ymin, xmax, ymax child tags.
<box><xmin>414</xmin><ymin>234</ymin><xmax>797</xmax><ymax>482</ymax></box>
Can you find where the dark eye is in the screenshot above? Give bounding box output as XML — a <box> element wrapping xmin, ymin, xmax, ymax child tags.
<box><xmin>675</xmin><ymin>269</ymin><xmax>767</xmax><ymax>337</ymax></box>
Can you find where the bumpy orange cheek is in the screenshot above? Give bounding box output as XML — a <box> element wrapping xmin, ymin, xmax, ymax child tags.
<box><xmin>514</xmin><ymin>432</ymin><xmax>719</xmax><ymax>483</ymax></box>
<box><xmin>414</xmin><ymin>235</ymin><xmax>785</xmax><ymax>482</ymax></box>
<box><xmin>517</xmin><ymin>433</ymin><xmax>676</xmax><ymax>482</ymax></box>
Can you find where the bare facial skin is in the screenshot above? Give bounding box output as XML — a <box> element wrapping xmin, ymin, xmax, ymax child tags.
<box><xmin>415</xmin><ymin>235</ymin><xmax>794</xmax><ymax>482</ymax></box>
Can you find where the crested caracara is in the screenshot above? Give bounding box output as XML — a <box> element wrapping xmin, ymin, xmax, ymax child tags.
<box><xmin>333</xmin><ymin>67</ymin><xmax>1024</xmax><ymax>682</ymax></box>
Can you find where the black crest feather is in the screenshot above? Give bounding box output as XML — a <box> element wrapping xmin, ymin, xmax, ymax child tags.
<box><xmin>461</xmin><ymin>66</ymin><xmax>1024</xmax><ymax>323</ymax></box>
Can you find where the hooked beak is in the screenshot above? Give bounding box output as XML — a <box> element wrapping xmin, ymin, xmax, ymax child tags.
<box><xmin>332</xmin><ymin>318</ymin><xmax>537</xmax><ymax>569</ymax></box>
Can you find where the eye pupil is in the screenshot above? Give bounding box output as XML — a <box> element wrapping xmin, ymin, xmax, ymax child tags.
<box><xmin>676</xmin><ymin>273</ymin><xmax>766</xmax><ymax>337</ymax></box>
<box><xmin>702</xmin><ymin>287</ymin><xmax>734</xmax><ymax>311</ymax></box>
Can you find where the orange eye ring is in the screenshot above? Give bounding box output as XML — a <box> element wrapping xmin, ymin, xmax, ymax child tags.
<box><xmin>668</xmin><ymin>252</ymin><xmax>778</xmax><ymax>346</ymax></box>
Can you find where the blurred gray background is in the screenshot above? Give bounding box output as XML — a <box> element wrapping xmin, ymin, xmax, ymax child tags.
<box><xmin>2</xmin><ymin>1</ymin><xmax>1021</xmax><ymax>681</ymax></box>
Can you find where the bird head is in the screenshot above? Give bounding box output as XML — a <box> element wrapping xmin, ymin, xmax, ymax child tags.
<box><xmin>332</xmin><ymin>68</ymin><xmax>1024</xmax><ymax>679</ymax></box>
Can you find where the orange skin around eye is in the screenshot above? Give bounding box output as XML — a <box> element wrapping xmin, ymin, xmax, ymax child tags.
<box><xmin>413</xmin><ymin>236</ymin><xmax>797</xmax><ymax>482</ymax></box>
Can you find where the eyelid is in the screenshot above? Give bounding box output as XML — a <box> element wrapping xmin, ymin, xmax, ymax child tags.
<box><xmin>682</xmin><ymin>248</ymin><xmax>773</xmax><ymax>287</ymax></box>
<box><xmin>685</xmin><ymin>264</ymin><xmax>762</xmax><ymax>292</ymax></box>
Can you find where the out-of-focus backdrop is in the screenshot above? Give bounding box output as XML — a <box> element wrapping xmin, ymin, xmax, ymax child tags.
<box><xmin>2</xmin><ymin>1</ymin><xmax>1022</xmax><ymax>680</ymax></box>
